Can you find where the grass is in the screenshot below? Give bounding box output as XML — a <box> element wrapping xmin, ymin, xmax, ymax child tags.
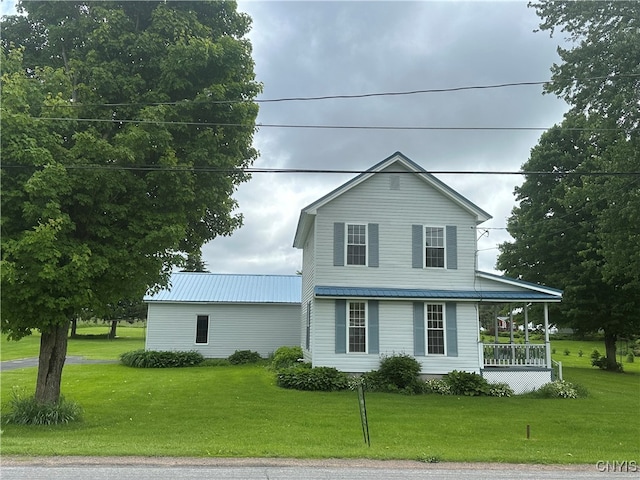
<box><xmin>1</xmin><ymin>335</ymin><xmax>639</xmax><ymax>463</ymax></box>
<box><xmin>1</xmin><ymin>325</ymin><xmax>145</xmax><ymax>361</ymax></box>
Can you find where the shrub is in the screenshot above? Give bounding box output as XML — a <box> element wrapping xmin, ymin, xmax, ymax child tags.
<box><xmin>488</xmin><ymin>382</ymin><xmax>514</xmax><ymax>397</ymax></box>
<box><xmin>271</xmin><ymin>346</ymin><xmax>303</xmax><ymax>370</ymax></box>
<box><xmin>120</xmin><ymin>349</ymin><xmax>204</xmax><ymax>368</ymax></box>
<box><xmin>227</xmin><ymin>350</ymin><xmax>262</xmax><ymax>365</ymax></box>
<box><xmin>443</xmin><ymin>370</ymin><xmax>490</xmax><ymax>396</ymax></box>
<box><xmin>276</xmin><ymin>366</ymin><xmax>349</xmax><ymax>391</ymax></box>
<box><xmin>531</xmin><ymin>380</ymin><xmax>587</xmax><ymax>399</ymax></box>
<box><xmin>375</xmin><ymin>353</ymin><xmax>422</xmax><ymax>393</ymax></box>
<box><xmin>422</xmin><ymin>378</ymin><xmax>451</xmax><ymax>395</ymax></box>
<box><xmin>590</xmin><ymin>350</ymin><xmax>624</xmax><ymax>372</ymax></box>
<box><xmin>578</xmin><ymin>349</ymin><xmax>583</xmax><ymax>357</ymax></box>
<box><xmin>563</xmin><ymin>348</ymin><xmax>570</xmax><ymax>356</ymax></box>
<box><xmin>626</xmin><ymin>352</ymin><xmax>634</xmax><ymax>363</ymax></box>
<box><xmin>3</xmin><ymin>389</ymin><xmax>82</xmax><ymax>425</ymax></box>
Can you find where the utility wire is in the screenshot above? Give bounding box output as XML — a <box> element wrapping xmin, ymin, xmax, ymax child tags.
<box><xmin>37</xmin><ymin>74</ymin><xmax>640</xmax><ymax>107</ymax></box>
<box><xmin>28</xmin><ymin>117</ymin><xmax>627</xmax><ymax>132</ymax></box>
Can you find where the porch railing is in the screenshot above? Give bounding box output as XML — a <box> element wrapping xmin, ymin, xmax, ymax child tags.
<box><xmin>482</xmin><ymin>343</ymin><xmax>548</xmax><ymax>368</ymax></box>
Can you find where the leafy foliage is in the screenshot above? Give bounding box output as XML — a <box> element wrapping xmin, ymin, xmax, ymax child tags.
<box><xmin>487</xmin><ymin>383</ymin><xmax>514</xmax><ymax>398</ymax></box>
<box><xmin>422</xmin><ymin>378</ymin><xmax>452</xmax><ymax>395</ymax></box>
<box><xmin>271</xmin><ymin>346</ymin><xmax>303</xmax><ymax>370</ymax></box>
<box><xmin>590</xmin><ymin>349</ymin><xmax>623</xmax><ymax>372</ymax></box>
<box><xmin>227</xmin><ymin>350</ymin><xmax>262</xmax><ymax>365</ymax></box>
<box><xmin>276</xmin><ymin>365</ymin><xmax>349</xmax><ymax>392</ymax></box>
<box><xmin>1</xmin><ymin>1</ymin><xmax>260</xmax><ymax>404</ymax></box>
<box><xmin>120</xmin><ymin>349</ymin><xmax>204</xmax><ymax>368</ymax></box>
<box><xmin>3</xmin><ymin>389</ymin><xmax>82</xmax><ymax>425</ymax></box>
<box><xmin>443</xmin><ymin>370</ymin><xmax>491</xmax><ymax>396</ymax></box>
<box><xmin>530</xmin><ymin>380</ymin><xmax>588</xmax><ymax>399</ymax></box>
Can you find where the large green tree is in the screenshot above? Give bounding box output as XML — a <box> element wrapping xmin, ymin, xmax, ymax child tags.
<box><xmin>1</xmin><ymin>1</ymin><xmax>260</xmax><ymax>404</ymax></box>
<box><xmin>499</xmin><ymin>1</ymin><xmax>640</xmax><ymax>369</ymax></box>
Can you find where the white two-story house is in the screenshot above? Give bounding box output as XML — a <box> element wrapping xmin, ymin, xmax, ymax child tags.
<box><xmin>293</xmin><ymin>152</ymin><xmax>562</xmax><ymax>393</ymax></box>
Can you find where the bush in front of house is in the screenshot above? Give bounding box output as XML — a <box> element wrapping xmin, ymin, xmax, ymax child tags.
<box><xmin>276</xmin><ymin>365</ymin><xmax>349</xmax><ymax>391</ymax></box>
<box><xmin>271</xmin><ymin>346</ymin><xmax>303</xmax><ymax>370</ymax></box>
<box><xmin>443</xmin><ymin>370</ymin><xmax>491</xmax><ymax>396</ymax></box>
<box><xmin>120</xmin><ymin>349</ymin><xmax>204</xmax><ymax>368</ymax></box>
<box><xmin>227</xmin><ymin>350</ymin><xmax>262</xmax><ymax>365</ymax></box>
<box><xmin>530</xmin><ymin>380</ymin><xmax>588</xmax><ymax>399</ymax></box>
<box><xmin>3</xmin><ymin>389</ymin><xmax>82</xmax><ymax>425</ymax></box>
<box><xmin>361</xmin><ymin>353</ymin><xmax>423</xmax><ymax>394</ymax></box>
<box><xmin>422</xmin><ymin>378</ymin><xmax>452</xmax><ymax>395</ymax></box>
<box><xmin>487</xmin><ymin>382</ymin><xmax>514</xmax><ymax>397</ymax></box>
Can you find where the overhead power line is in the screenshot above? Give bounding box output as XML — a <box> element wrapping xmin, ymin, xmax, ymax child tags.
<box><xmin>3</xmin><ymin>164</ymin><xmax>639</xmax><ymax>177</ymax></box>
<box><xmin>38</xmin><ymin>74</ymin><xmax>640</xmax><ymax>107</ymax></box>
<box><xmin>29</xmin><ymin>117</ymin><xmax>626</xmax><ymax>132</ymax></box>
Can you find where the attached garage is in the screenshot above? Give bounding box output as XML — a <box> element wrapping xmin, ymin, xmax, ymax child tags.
<box><xmin>144</xmin><ymin>272</ymin><xmax>301</xmax><ymax>358</ymax></box>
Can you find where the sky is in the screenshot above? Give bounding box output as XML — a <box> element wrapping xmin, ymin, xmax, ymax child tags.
<box><xmin>1</xmin><ymin>1</ymin><xmax>571</xmax><ymax>276</ymax></box>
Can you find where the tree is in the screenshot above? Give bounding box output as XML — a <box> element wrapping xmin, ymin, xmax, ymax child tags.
<box><xmin>515</xmin><ymin>0</ymin><xmax>640</xmax><ymax>368</ymax></box>
<box><xmin>1</xmin><ymin>1</ymin><xmax>261</xmax><ymax>404</ymax></box>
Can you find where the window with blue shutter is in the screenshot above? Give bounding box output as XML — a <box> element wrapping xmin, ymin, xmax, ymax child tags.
<box><xmin>413</xmin><ymin>302</ymin><xmax>425</xmax><ymax>356</ymax></box>
<box><xmin>335</xmin><ymin>300</ymin><xmax>346</xmax><ymax>353</ymax></box>
<box><xmin>368</xmin><ymin>300</ymin><xmax>379</xmax><ymax>354</ymax></box>
<box><xmin>446</xmin><ymin>302</ymin><xmax>458</xmax><ymax>357</ymax></box>
<box><xmin>412</xmin><ymin>224</ymin><xmax>458</xmax><ymax>269</ymax></box>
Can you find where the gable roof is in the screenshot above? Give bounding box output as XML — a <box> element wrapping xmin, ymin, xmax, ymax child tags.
<box><xmin>293</xmin><ymin>151</ymin><xmax>492</xmax><ymax>248</ymax></box>
<box><xmin>144</xmin><ymin>272</ymin><xmax>302</xmax><ymax>304</ymax></box>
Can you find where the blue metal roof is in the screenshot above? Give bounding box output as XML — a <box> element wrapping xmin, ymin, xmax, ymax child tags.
<box><xmin>314</xmin><ymin>286</ymin><xmax>561</xmax><ymax>302</ymax></box>
<box><xmin>145</xmin><ymin>273</ymin><xmax>302</xmax><ymax>304</ymax></box>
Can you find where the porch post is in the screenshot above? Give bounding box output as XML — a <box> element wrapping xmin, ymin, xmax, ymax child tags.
<box><xmin>509</xmin><ymin>305</ymin><xmax>515</xmax><ymax>364</ymax></box>
<box><xmin>524</xmin><ymin>304</ymin><xmax>530</xmax><ymax>364</ymax></box>
<box><xmin>544</xmin><ymin>303</ymin><xmax>551</xmax><ymax>368</ymax></box>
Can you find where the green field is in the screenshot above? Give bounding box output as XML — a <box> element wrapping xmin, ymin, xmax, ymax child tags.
<box><xmin>1</xmin><ymin>331</ymin><xmax>639</xmax><ymax>463</ymax></box>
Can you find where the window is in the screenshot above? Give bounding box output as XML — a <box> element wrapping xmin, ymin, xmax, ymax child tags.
<box><xmin>425</xmin><ymin>227</ymin><xmax>445</xmax><ymax>268</ymax></box>
<box><xmin>426</xmin><ymin>304</ymin><xmax>445</xmax><ymax>354</ymax></box>
<box><xmin>195</xmin><ymin>315</ymin><xmax>209</xmax><ymax>344</ymax></box>
<box><xmin>346</xmin><ymin>224</ymin><xmax>367</xmax><ymax>265</ymax></box>
<box><xmin>348</xmin><ymin>301</ymin><xmax>367</xmax><ymax>353</ymax></box>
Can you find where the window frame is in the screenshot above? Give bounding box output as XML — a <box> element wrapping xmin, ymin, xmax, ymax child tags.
<box><xmin>425</xmin><ymin>303</ymin><xmax>446</xmax><ymax>355</ymax></box>
<box><xmin>347</xmin><ymin>300</ymin><xmax>368</xmax><ymax>354</ymax></box>
<box><xmin>195</xmin><ymin>314</ymin><xmax>209</xmax><ymax>345</ymax></box>
<box><xmin>424</xmin><ymin>225</ymin><xmax>446</xmax><ymax>269</ymax></box>
<box><xmin>345</xmin><ymin>223</ymin><xmax>368</xmax><ymax>266</ymax></box>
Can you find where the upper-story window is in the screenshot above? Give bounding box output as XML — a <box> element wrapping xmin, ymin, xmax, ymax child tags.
<box><xmin>346</xmin><ymin>224</ymin><xmax>367</xmax><ymax>266</ymax></box>
<box><xmin>425</xmin><ymin>226</ymin><xmax>445</xmax><ymax>268</ymax></box>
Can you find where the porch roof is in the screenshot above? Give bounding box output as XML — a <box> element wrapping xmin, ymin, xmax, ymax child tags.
<box><xmin>314</xmin><ymin>286</ymin><xmax>562</xmax><ymax>302</ymax></box>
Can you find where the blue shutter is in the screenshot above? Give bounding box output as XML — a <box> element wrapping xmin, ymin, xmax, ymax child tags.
<box><xmin>412</xmin><ymin>225</ymin><xmax>423</xmax><ymax>268</ymax></box>
<box><xmin>335</xmin><ymin>300</ymin><xmax>346</xmax><ymax>354</ymax></box>
<box><xmin>333</xmin><ymin>223</ymin><xmax>344</xmax><ymax>266</ymax></box>
<box><xmin>446</xmin><ymin>225</ymin><xmax>457</xmax><ymax>270</ymax></box>
<box><xmin>446</xmin><ymin>302</ymin><xmax>458</xmax><ymax>357</ymax></box>
<box><xmin>413</xmin><ymin>302</ymin><xmax>425</xmax><ymax>356</ymax></box>
<box><xmin>368</xmin><ymin>300</ymin><xmax>379</xmax><ymax>354</ymax></box>
<box><xmin>368</xmin><ymin>223</ymin><xmax>379</xmax><ymax>267</ymax></box>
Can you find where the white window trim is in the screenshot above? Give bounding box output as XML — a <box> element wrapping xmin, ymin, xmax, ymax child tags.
<box><xmin>424</xmin><ymin>225</ymin><xmax>447</xmax><ymax>269</ymax></box>
<box><xmin>345</xmin><ymin>222</ymin><xmax>368</xmax><ymax>267</ymax></box>
<box><xmin>195</xmin><ymin>314</ymin><xmax>210</xmax><ymax>345</ymax></box>
<box><xmin>425</xmin><ymin>303</ymin><xmax>447</xmax><ymax>356</ymax></box>
<box><xmin>347</xmin><ymin>300</ymin><xmax>368</xmax><ymax>354</ymax></box>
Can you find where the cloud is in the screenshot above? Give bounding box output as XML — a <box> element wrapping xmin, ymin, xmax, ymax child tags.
<box><xmin>201</xmin><ymin>1</ymin><xmax>568</xmax><ymax>275</ymax></box>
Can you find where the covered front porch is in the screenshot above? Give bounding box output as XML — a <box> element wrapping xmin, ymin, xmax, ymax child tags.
<box><xmin>474</xmin><ymin>272</ymin><xmax>563</xmax><ymax>393</ymax></box>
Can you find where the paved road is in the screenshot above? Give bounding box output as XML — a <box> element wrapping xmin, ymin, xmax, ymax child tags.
<box><xmin>2</xmin><ymin>458</ymin><xmax>635</xmax><ymax>480</ymax></box>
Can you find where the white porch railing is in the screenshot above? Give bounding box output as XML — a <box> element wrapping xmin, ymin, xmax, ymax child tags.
<box><xmin>482</xmin><ymin>343</ymin><xmax>549</xmax><ymax>368</ymax></box>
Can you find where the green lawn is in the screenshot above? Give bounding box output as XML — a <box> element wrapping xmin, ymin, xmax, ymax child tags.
<box><xmin>1</xmin><ymin>325</ymin><xmax>146</xmax><ymax>361</ymax></box>
<box><xmin>1</xmin><ymin>335</ymin><xmax>639</xmax><ymax>463</ymax></box>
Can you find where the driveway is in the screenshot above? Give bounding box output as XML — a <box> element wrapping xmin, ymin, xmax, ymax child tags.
<box><xmin>1</xmin><ymin>356</ymin><xmax>118</xmax><ymax>371</ymax></box>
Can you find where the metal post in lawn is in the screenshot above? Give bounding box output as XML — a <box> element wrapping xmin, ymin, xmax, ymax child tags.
<box><xmin>357</xmin><ymin>382</ymin><xmax>370</xmax><ymax>446</ymax></box>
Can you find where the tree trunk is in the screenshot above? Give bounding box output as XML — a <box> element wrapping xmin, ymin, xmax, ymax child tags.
<box><xmin>70</xmin><ymin>318</ymin><xmax>78</xmax><ymax>338</ymax></box>
<box><xmin>108</xmin><ymin>320</ymin><xmax>117</xmax><ymax>339</ymax></box>
<box><xmin>35</xmin><ymin>321</ymin><xmax>70</xmax><ymax>405</ymax></box>
<box><xmin>604</xmin><ymin>331</ymin><xmax>618</xmax><ymax>370</ymax></box>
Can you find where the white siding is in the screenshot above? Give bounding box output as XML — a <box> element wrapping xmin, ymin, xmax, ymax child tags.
<box><xmin>146</xmin><ymin>303</ymin><xmax>300</xmax><ymax>358</ymax></box>
<box><xmin>301</xmin><ymin>222</ymin><xmax>316</xmax><ymax>362</ymax></box>
<box><xmin>310</xmin><ymin>299</ymin><xmax>481</xmax><ymax>374</ymax></box>
<box><xmin>314</xmin><ymin>163</ymin><xmax>479</xmax><ymax>290</ymax></box>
